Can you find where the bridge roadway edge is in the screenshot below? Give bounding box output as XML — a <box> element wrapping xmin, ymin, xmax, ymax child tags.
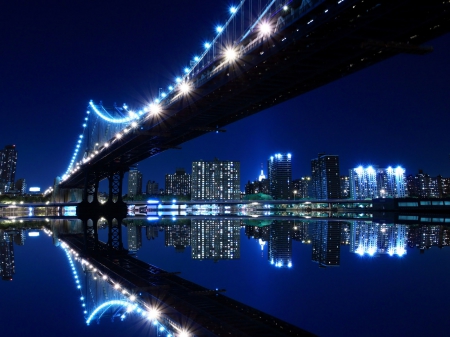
<box><xmin>61</xmin><ymin>235</ymin><xmax>317</xmax><ymax>337</ymax></box>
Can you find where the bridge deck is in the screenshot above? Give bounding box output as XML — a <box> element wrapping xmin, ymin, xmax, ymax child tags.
<box><xmin>62</xmin><ymin>234</ymin><xmax>316</xmax><ymax>336</ymax></box>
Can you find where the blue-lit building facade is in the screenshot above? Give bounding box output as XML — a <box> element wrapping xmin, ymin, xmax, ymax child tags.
<box><xmin>268</xmin><ymin>153</ymin><xmax>292</xmax><ymax>199</ymax></box>
<box><xmin>349</xmin><ymin>165</ymin><xmax>407</xmax><ymax>199</ymax></box>
<box><xmin>268</xmin><ymin>220</ymin><xmax>292</xmax><ymax>268</ymax></box>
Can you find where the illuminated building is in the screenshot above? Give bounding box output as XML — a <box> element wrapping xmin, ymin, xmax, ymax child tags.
<box><xmin>0</xmin><ymin>145</ymin><xmax>17</xmax><ymax>193</ymax></box>
<box><xmin>292</xmin><ymin>177</ymin><xmax>311</xmax><ymax>198</ymax></box>
<box><xmin>406</xmin><ymin>170</ymin><xmax>442</xmax><ymax>198</ymax></box>
<box><xmin>311</xmin><ymin>221</ymin><xmax>340</xmax><ymax>267</ymax></box>
<box><xmin>268</xmin><ymin>153</ymin><xmax>292</xmax><ymax>199</ymax></box>
<box><xmin>191</xmin><ymin>159</ymin><xmax>240</xmax><ymax>201</ymax></box>
<box><xmin>146</xmin><ymin>180</ymin><xmax>159</xmax><ymax>195</ymax></box>
<box><xmin>127</xmin><ymin>167</ymin><xmax>142</xmax><ymax>198</ymax></box>
<box><xmin>191</xmin><ymin>219</ymin><xmax>240</xmax><ymax>261</ymax></box>
<box><xmin>349</xmin><ymin>165</ymin><xmax>407</xmax><ymax>199</ymax></box>
<box><xmin>165</xmin><ymin>168</ymin><xmax>191</xmax><ymax>196</ymax></box>
<box><xmin>15</xmin><ymin>178</ymin><xmax>26</xmax><ymax>195</ymax></box>
<box><xmin>311</xmin><ymin>153</ymin><xmax>340</xmax><ymax>199</ymax></box>
<box><xmin>268</xmin><ymin>220</ymin><xmax>292</xmax><ymax>268</ymax></box>
<box><xmin>340</xmin><ymin>176</ymin><xmax>350</xmax><ymax>198</ymax></box>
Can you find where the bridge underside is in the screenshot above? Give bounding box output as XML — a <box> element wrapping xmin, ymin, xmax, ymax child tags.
<box><xmin>61</xmin><ymin>0</ymin><xmax>450</xmax><ymax>188</ymax></box>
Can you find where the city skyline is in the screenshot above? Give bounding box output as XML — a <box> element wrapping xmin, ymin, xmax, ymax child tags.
<box><xmin>1</xmin><ymin>1</ymin><xmax>449</xmax><ymax>192</ymax></box>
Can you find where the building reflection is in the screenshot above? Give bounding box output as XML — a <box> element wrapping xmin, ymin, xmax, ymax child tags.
<box><xmin>268</xmin><ymin>220</ymin><xmax>293</xmax><ymax>268</ymax></box>
<box><xmin>349</xmin><ymin>221</ymin><xmax>407</xmax><ymax>257</ymax></box>
<box><xmin>0</xmin><ymin>230</ymin><xmax>15</xmax><ymax>280</ymax></box>
<box><xmin>311</xmin><ymin>221</ymin><xmax>341</xmax><ymax>267</ymax></box>
<box><xmin>191</xmin><ymin>219</ymin><xmax>240</xmax><ymax>261</ymax></box>
<box><xmin>164</xmin><ymin>220</ymin><xmax>191</xmax><ymax>253</ymax></box>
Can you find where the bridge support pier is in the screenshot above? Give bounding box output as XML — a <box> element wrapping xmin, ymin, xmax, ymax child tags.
<box><xmin>76</xmin><ymin>168</ymin><xmax>127</xmax><ymax>253</ymax></box>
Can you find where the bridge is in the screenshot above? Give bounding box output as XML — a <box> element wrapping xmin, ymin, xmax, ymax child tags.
<box><xmin>55</xmin><ymin>0</ymin><xmax>450</xmax><ymax>198</ymax></box>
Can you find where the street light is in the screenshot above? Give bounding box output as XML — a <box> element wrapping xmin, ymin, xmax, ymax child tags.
<box><xmin>293</xmin><ymin>190</ymin><xmax>297</xmax><ymax>201</ymax></box>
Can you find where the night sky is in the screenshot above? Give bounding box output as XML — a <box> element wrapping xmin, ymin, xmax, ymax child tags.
<box><xmin>2</xmin><ymin>1</ymin><xmax>450</xmax><ymax>191</ymax></box>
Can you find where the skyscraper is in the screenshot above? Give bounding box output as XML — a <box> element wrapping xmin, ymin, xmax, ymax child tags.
<box><xmin>127</xmin><ymin>167</ymin><xmax>142</xmax><ymax>198</ymax></box>
<box><xmin>311</xmin><ymin>153</ymin><xmax>340</xmax><ymax>199</ymax></box>
<box><xmin>349</xmin><ymin>165</ymin><xmax>407</xmax><ymax>199</ymax></box>
<box><xmin>165</xmin><ymin>168</ymin><xmax>191</xmax><ymax>196</ymax></box>
<box><xmin>311</xmin><ymin>221</ymin><xmax>341</xmax><ymax>267</ymax></box>
<box><xmin>268</xmin><ymin>153</ymin><xmax>292</xmax><ymax>199</ymax></box>
<box><xmin>0</xmin><ymin>145</ymin><xmax>17</xmax><ymax>193</ymax></box>
<box><xmin>191</xmin><ymin>159</ymin><xmax>240</xmax><ymax>201</ymax></box>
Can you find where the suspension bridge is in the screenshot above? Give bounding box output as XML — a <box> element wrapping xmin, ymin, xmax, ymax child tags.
<box><xmin>53</xmin><ymin>0</ymin><xmax>449</xmax><ymax>199</ymax></box>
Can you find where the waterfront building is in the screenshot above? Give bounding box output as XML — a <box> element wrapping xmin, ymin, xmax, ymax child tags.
<box><xmin>406</xmin><ymin>170</ymin><xmax>443</xmax><ymax>198</ymax></box>
<box><xmin>268</xmin><ymin>153</ymin><xmax>292</xmax><ymax>199</ymax></box>
<box><xmin>191</xmin><ymin>159</ymin><xmax>240</xmax><ymax>201</ymax></box>
<box><xmin>0</xmin><ymin>145</ymin><xmax>17</xmax><ymax>193</ymax></box>
<box><xmin>311</xmin><ymin>153</ymin><xmax>340</xmax><ymax>199</ymax></box>
<box><xmin>165</xmin><ymin>168</ymin><xmax>191</xmax><ymax>196</ymax></box>
<box><xmin>340</xmin><ymin>176</ymin><xmax>350</xmax><ymax>198</ymax></box>
<box><xmin>349</xmin><ymin>166</ymin><xmax>407</xmax><ymax>199</ymax></box>
<box><xmin>146</xmin><ymin>180</ymin><xmax>159</xmax><ymax>195</ymax></box>
<box><xmin>127</xmin><ymin>167</ymin><xmax>142</xmax><ymax>198</ymax></box>
<box><xmin>292</xmin><ymin>177</ymin><xmax>311</xmax><ymax>199</ymax></box>
<box><xmin>15</xmin><ymin>178</ymin><xmax>26</xmax><ymax>195</ymax></box>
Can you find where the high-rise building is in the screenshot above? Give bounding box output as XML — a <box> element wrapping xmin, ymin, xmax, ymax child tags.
<box><xmin>146</xmin><ymin>180</ymin><xmax>159</xmax><ymax>195</ymax></box>
<box><xmin>406</xmin><ymin>170</ymin><xmax>441</xmax><ymax>198</ymax></box>
<box><xmin>191</xmin><ymin>159</ymin><xmax>240</xmax><ymax>201</ymax></box>
<box><xmin>268</xmin><ymin>153</ymin><xmax>292</xmax><ymax>199</ymax></box>
<box><xmin>349</xmin><ymin>165</ymin><xmax>407</xmax><ymax>199</ymax></box>
<box><xmin>127</xmin><ymin>224</ymin><xmax>142</xmax><ymax>252</ymax></box>
<box><xmin>165</xmin><ymin>168</ymin><xmax>191</xmax><ymax>196</ymax></box>
<box><xmin>15</xmin><ymin>178</ymin><xmax>26</xmax><ymax>195</ymax></box>
<box><xmin>0</xmin><ymin>145</ymin><xmax>17</xmax><ymax>193</ymax></box>
<box><xmin>127</xmin><ymin>167</ymin><xmax>142</xmax><ymax>198</ymax></box>
<box><xmin>292</xmin><ymin>177</ymin><xmax>311</xmax><ymax>199</ymax></box>
<box><xmin>340</xmin><ymin>176</ymin><xmax>350</xmax><ymax>198</ymax></box>
<box><xmin>311</xmin><ymin>153</ymin><xmax>340</xmax><ymax>199</ymax></box>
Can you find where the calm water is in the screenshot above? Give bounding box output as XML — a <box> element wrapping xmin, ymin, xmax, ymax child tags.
<box><xmin>1</xmin><ymin>216</ymin><xmax>450</xmax><ymax>337</ymax></box>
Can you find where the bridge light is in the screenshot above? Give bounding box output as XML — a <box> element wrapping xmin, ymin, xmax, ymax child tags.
<box><xmin>216</xmin><ymin>25</ymin><xmax>223</xmax><ymax>33</ymax></box>
<box><xmin>116</xmin><ymin>133</ymin><xmax>122</xmax><ymax>139</ymax></box>
<box><xmin>179</xmin><ymin>330</ymin><xmax>190</xmax><ymax>337</ymax></box>
<box><xmin>224</xmin><ymin>47</ymin><xmax>237</xmax><ymax>62</ymax></box>
<box><xmin>179</xmin><ymin>82</ymin><xmax>191</xmax><ymax>94</ymax></box>
<box><xmin>283</xmin><ymin>5</ymin><xmax>289</xmax><ymax>11</ymax></box>
<box><xmin>149</xmin><ymin>103</ymin><xmax>162</xmax><ymax>114</ymax></box>
<box><xmin>161</xmin><ymin>92</ymin><xmax>166</xmax><ymax>98</ymax></box>
<box><xmin>229</xmin><ymin>6</ymin><xmax>237</xmax><ymax>14</ymax></box>
<box><xmin>259</xmin><ymin>21</ymin><xmax>272</xmax><ymax>36</ymax></box>
<box><xmin>184</xmin><ymin>67</ymin><xmax>189</xmax><ymax>73</ymax></box>
<box><xmin>104</xmin><ymin>142</ymin><xmax>109</xmax><ymax>148</ymax></box>
<box><xmin>193</xmin><ymin>56</ymin><xmax>199</xmax><ymax>62</ymax></box>
<box><xmin>168</xmin><ymin>85</ymin><xmax>174</xmax><ymax>91</ymax></box>
<box><xmin>131</xmin><ymin>121</ymin><xmax>138</xmax><ymax>128</ymax></box>
<box><xmin>176</xmin><ymin>77</ymin><xmax>182</xmax><ymax>83</ymax></box>
<box><xmin>147</xmin><ymin>308</ymin><xmax>160</xmax><ymax>320</ymax></box>
<box><xmin>204</xmin><ymin>42</ymin><xmax>211</xmax><ymax>49</ymax></box>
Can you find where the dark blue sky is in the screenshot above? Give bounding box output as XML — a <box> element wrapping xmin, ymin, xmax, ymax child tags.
<box><xmin>1</xmin><ymin>0</ymin><xmax>450</xmax><ymax>190</ymax></box>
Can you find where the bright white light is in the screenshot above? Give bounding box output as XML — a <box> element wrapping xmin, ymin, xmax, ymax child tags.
<box><xmin>259</xmin><ymin>22</ymin><xmax>271</xmax><ymax>35</ymax></box>
<box><xmin>283</xmin><ymin>5</ymin><xmax>288</xmax><ymax>11</ymax></box>
<box><xmin>179</xmin><ymin>330</ymin><xmax>190</xmax><ymax>337</ymax></box>
<box><xmin>116</xmin><ymin>133</ymin><xmax>122</xmax><ymax>139</ymax></box>
<box><xmin>204</xmin><ymin>42</ymin><xmax>211</xmax><ymax>49</ymax></box>
<box><xmin>184</xmin><ymin>67</ymin><xmax>189</xmax><ymax>73</ymax></box>
<box><xmin>28</xmin><ymin>232</ymin><xmax>40</xmax><ymax>237</ymax></box>
<box><xmin>168</xmin><ymin>85</ymin><xmax>174</xmax><ymax>90</ymax></box>
<box><xmin>147</xmin><ymin>308</ymin><xmax>160</xmax><ymax>320</ymax></box>
<box><xmin>149</xmin><ymin>103</ymin><xmax>162</xmax><ymax>114</ymax></box>
<box><xmin>193</xmin><ymin>56</ymin><xmax>199</xmax><ymax>62</ymax></box>
<box><xmin>179</xmin><ymin>82</ymin><xmax>191</xmax><ymax>94</ymax></box>
<box><xmin>176</xmin><ymin>77</ymin><xmax>181</xmax><ymax>83</ymax></box>
<box><xmin>230</xmin><ymin>6</ymin><xmax>237</xmax><ymax>13</ymax></box>
<box><xmin>161</xmin><ymin>92</ymin><xmax>166</xmax><ymax>98</ymax></box>
<box><xmin>216</xmin><ymin>26</ymin><xmax>223</xmax><ymax>33</ymax></box>
<box><xmin>224</xmin><ymin>48</ymin><xmax>237</xmax><ymax>62</ymax></box>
